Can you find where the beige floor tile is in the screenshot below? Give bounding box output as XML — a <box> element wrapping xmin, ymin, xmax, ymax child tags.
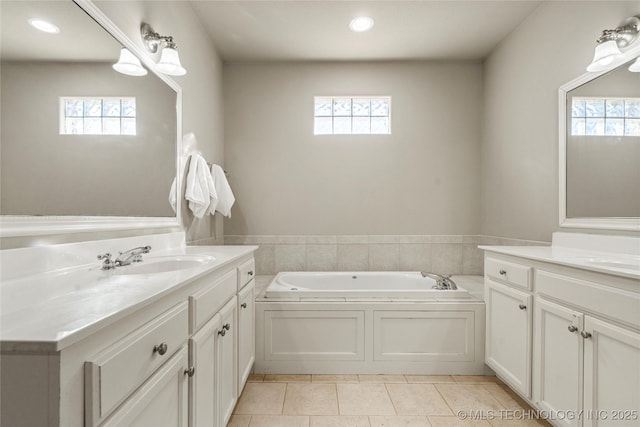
<box><xmin>312</xmin><ymin>374</ymin><xmax>359</xmax><ymax>383</ymax></box>
<box><xmin>369</xmin><ymin>415</ymin><xmax>431</xmax><ymax>426</ymax></box>
<box><xmin>228</xmin><ymin>415</ymin><xmax>252</xmax><ymax>427</ymax></box>
<box><xmin>264</xmin><ymin>374</ymin><xmax>312</xmax><ymax>383</ymax></box>
<box><xmin>452</xmin><ymin>376</ymin><xmax>503</xmax><ymax>385</ymax></box>
<box><xmin>249</xmin><ymin>415</ymin><xmax>310</xmax><ymax>427</ymax></box>
<box><xmin>488</xmin><ymin>420</ymin><xmax>551</xmax><ymax>427</ymax></box>
<box><xmin>428</xmin><ymin>416</ymin><xmax>492</xmax><ymax>426</ymax></box>
<box><xmin>248</xmin><ymin>374</ymin><xmax>265</xmax><ymax>382</ymax></box>
<box><xmin>435</xmin><ymin>384</ymin><xmax>504</xmax><ymax>414</ymax></box>
<box><xmin>482</xmin><ymin>384</ymin><xmax>529</xmax><ymax>411</ymax></box>
<box><xmin>386</xmin><ymin>384</ymin><xmax>453</xmax><ymax>416</ymax></box>
<box><xmin>359</xmin><ymin>375</ymin><xmax>407</xmax><ymax>383</ymax></box>
<box><xmin>310</xmin><ymin>415</ymin><xmax>371</xmax><ymax>427</ymax></box>
<box><xmin>337</xmin><ymin>384</ymin><xmax>396</xmax><ymax>415</ymax></box>
<box><xmin>234</xmin><ymin>383</ymin><xmax>287</xmax><ymax>415</ymax></box>
<box><xmin>283</xmin><ymin>383</ymin><xmax>339</xmax><ymax>415</ymax></box>
<box><xmin>405</xmin><ymin>375</ymin><xmax>455</xmax><ymax>384</ymax></box>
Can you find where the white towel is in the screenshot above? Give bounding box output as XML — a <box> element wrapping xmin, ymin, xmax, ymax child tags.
<box><xmin>168</xmin><ymin>177</ymin><xmax>177</xmax><ymax>213</ymax></box>
<box><xmin>211</xmin><ymin>164</ymin><xmax>235</xmax><ymax>218</ymax></box>
<box><xmin>185</xmin><ymin>154</ymin><xmax>218</xmax><ymax>218</ymax></box>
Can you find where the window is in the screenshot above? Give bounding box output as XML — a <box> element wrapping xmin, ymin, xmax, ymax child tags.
<box><xmin>571</xmin><ymin>97</ymin><xmax>640</xmax><ymax>136</ymax></box>
<box><xmin>314</xmin><ymin>96</ymin><xmax>391</xmax><ymax>135</ymax></box>
<box><xmin>60</xmin><ymin>97</ymin><xmax>136</xmax><ymax>135</ymax></box>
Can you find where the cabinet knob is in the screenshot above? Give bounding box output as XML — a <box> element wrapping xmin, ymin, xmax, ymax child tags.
<box><xmin>568</xmin><ymin>325</ymin><xmax>578</xmax><ymax>333</ymax></box>
<box><xmin>499</xmin><ymin>269</ymin><xmax>507</xmax><ymax>275</ymax></box>
<box><xmin>241</xmin><ymin>303</ymin><xmax>247</xmax><ymax>309</ymax></box>
<box><xmin>518</xmin><ymin>304</ymin><xmax>527</xmax><ymax>310</ymax></box>
<box><xmin>218</xmin><ymin>328</ymin><xmax>226</xmax><ymax>337</ymax></box>
<box><xmin>153</xmin><ymin>342</ymin><xmax>168</xmax><ymax>355</ymax></box>
<box><xmin>580</xmin><ymin>330</ymin><xmax>592</xmax><ymax>339</ymax></box>
<box><xmin>184</xmin><ymin>366</ymin><xmax>195</xmax><ymax>377</ymax></box>
<box><xmin>224</xmin><ymin>323</ymin><xmax>231</xmax><ymax>331</ymax></box>
<box><xmin>248</xmin><ymin>270</ymin><xmax>254</xmax><ymax>276</ymax></box>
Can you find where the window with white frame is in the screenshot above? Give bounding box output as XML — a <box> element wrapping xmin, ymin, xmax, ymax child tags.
<box><xmin>571</xmin><ymin>97</ymin><xmax>640</xmax><ymax>136</ymax></box>
<box><xmin>60</xmin><ymin>97</ymin><xmax>136</xmax><ymax>135</ymax></box>
<box><xmin>314</xmin><ymin>96</ymin><xmax>391</xmax><ymax>135</ymax></box>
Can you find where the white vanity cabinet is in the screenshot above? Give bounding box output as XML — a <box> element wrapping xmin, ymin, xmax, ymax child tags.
<box><xmin>216</xmin><ymin>297</ymin><xmax>238</xmax><ymax>427</ymax></box>
<box><xmin>237</xmin><ymin>279</ymin><xmax>255</xmax><ymax>392</ymax></box>
<box><xmin>484</xmin><ymin>256</ymin><xmax>533</xmax><ymax>398</ymax></box>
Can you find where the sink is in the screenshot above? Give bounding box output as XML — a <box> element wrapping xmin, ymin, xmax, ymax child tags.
<box><xmin>113</xmin><ymin>255</ymin><xmax>215</xmax><ymax>275</ymax></box>
<box><xmin>582</xmin><ymin>258</ymin><xmax>640</xmax><ymax>272</ymax></box>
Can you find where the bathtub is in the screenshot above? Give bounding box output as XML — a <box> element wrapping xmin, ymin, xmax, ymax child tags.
<box><xmin>255</xmin><ymin>272</ymin><xmax>486</xmax><ymax>375</ymax></box>
<box><xmin>265</xmin><ymin>271</ymin><xmax>472</xmax><ymax>299</ymax></box>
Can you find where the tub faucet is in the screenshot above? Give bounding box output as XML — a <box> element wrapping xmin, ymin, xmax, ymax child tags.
<box><xmin>420</xmin><ymin>272</ymin><xmax>458</xmax><ymax>290</ymax></box>
<box><xmin>115</xmin><ymin>245</ymin><xmax>152</xmax><ymax>266</ymax></box>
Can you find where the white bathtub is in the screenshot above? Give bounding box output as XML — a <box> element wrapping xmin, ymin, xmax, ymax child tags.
<box><xmin>265</xmin><ymin>271</ymin><xmax>472</xmax><ymax>299</ymax></box>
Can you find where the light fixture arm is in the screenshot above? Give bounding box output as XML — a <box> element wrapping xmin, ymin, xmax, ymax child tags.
<box><xmin>141</xmin><ymin>22</ymin><xmax>178</xmax><ymax>53</ymax></box>
<box><xmin>595</xmin><ymin>16</ymin><xmax>640</xmax><ymax>48</ymax></box>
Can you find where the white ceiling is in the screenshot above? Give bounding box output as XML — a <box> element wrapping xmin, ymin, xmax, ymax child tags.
<box><xmin>189</xmin><ymin>0</ymin><xmax>542</xmax><ymax>62</ymax></box>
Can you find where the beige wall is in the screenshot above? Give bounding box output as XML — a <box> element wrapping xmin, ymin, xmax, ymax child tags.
<box><xmin>480</xmin><ymin>0</ymin><xmax>640</xmax><ymax>242</ymax></box>
<box><xmin>223</xmin><ymin>61</ymin><xmax>483</xmax><ymax>236</ymax></box>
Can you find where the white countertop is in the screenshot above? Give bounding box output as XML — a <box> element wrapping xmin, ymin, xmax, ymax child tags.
<box><xmin>479</xmin><ymin>245</ymin><xmax>640</xmax><ymax>281</ymax></box>
<box><xmin>0</xmin><ymin>245</ymin><xmax>257</xmax><ymax>352</ymax></box>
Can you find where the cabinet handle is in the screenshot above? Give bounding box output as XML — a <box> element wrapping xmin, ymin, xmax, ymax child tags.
<box><xmin>241</xmin><ymin>303</ymin><xmax>247</xmax><ymax>309</ymax></box>
<box><xmin>580</xmin><ymin>331</ymin><xmax>592</xmax><ymax>339</ymax></box>
<box><xmin>499</xmin><ymin>269</ymin><xmax>507</xmax><ymax>275</ymax></box>
<box><xmin>153</xmin><ymin>342</ymin><xmax>168</xmax><ymax>355</ymax></box>
<box><xmin>248</xmin><ymin>270</ymin><xmax>254</xmax><ymax>276</ymax></box>
<box><xmin>218</xmin><ymin>328</ymin><xmax>226</xmax><ymax>337</ymax></box>
<box><xmin>518</xmin><ymin>304</ymin><xmax>527</xmax><ymax>310</ymax></box>
<box><xmin>184</xmin><ymin>366</ymin><xmax>195</xmax><ymax>377</ymax></box>
<box><xmin>568</xmin><ymin>325</ymin><xmax>578</xmax><ymax>333</ymax></box>
<box><xmin>224</xmin><ymin>323</ymin><xmax>231</xmax><ymax>331</ymax></box>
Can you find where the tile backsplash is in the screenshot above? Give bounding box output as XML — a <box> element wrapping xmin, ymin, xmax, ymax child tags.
<box><xmin>224</xmin><ymin>235</ymin><xmax>548</xmax><ymax>276</ymax></box>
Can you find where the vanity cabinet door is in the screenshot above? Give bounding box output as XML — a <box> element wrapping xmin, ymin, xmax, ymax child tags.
<box><xmin>101</xmin><ymin>346</ymin><xmax>188</xmax><ymax>427</ymax></box>
<box><xmin>189</xmin><ymin>313</ymin><xmax>221</xmax><ymax>427</ymax></box>
<box><xmin>583</xmin><ymin>317</ymin><xmax>640</xmax><ymax>427</ymax></box>
<box><xmin>485</xmin><ymin>279</ymin><xmax>532</xmax><ymax>397</ymax></box>
<box><xmin>533</xmin><ymin>298</ymin><xmax>583</xmax><ymax>427</ymax></box>
<box><xmin>216</xmin><ymin>297</ymin><xmax>238</xmax><ymax>427</ymax></box>
<box><xmin>237</xmin><ymin>279</ymin><xmax>255</xmax><ymax>394</ymax></box>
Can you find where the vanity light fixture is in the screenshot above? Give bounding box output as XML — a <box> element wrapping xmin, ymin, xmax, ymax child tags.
<box><xmin>629</xmin><ymin>57</ymin><xmax>640</xmax><ymax>72</ymax></box>
<box><xmin>349</xmin><ymin>16</ymin><xmax>374</xmax><ymax>32</ymax></box>
<box><xmin>28</xmin><ymin>18</ymin><xmax>60</xmax><ymax>34</ymax></box>
<box><xmin>587</xmin><ymin>16</ymin><xmax>640</xmax><ymax>72</ymax></box>
<box><xmin>141</xmin><ymin>23</ymin><xmax>186</xmax><ymax>76</ymax></box>
<box><xmin>112</xmin><ymin>48</ymin><xmax>148</xmax><ymax>76</ymax></box>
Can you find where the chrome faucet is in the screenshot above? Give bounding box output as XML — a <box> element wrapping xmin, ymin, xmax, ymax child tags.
<box><xmin>115</xmin><ymin>245</ymin><xmax>152</xmax><ymax>266</ymax></box>
<box><xmin>420</xmin><ymin>272</ymin><xmax>458</xmax><ymax>290</ymax></box>
<box><xmin>97</xmin><ymin>245</ymin><xmax>151</xmax><ymax>270</ymax></box>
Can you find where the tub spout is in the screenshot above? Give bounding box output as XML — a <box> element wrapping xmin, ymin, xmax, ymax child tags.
<box><xmin>420</xmin><ymin>272</ymin><xmax>457</xmax><ymax>290</ymax></box>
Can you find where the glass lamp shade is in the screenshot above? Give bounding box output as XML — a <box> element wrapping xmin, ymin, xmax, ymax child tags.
<box><xmin>586</xmin><ymin>40</ymin><xmax>622</xmax><ymax>72</ymax></box>
<box><xmin>112</xmin><ymin>48</ymin><xmax>147</xmax><ymax>76</ymax></box>
<box><xmin>156</xmin><ymin>47</ymin><xmax>187</xmax><ymax>76</ymax></box>
<box><xmin>629</xmin><ymin>57</ymin><xmax>640</xmax><ymax>72</ymax></box>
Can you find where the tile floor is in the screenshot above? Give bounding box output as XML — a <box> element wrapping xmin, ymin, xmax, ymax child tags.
<box><xmin>230</xmin><ymin>375</ymin><xmax>551</xmax><ymax>427</ymax></box>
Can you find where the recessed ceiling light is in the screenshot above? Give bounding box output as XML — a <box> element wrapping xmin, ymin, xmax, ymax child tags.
<box><xmin>349</xmin><ymin>17</ymin><xmax>374</xmax><ymax>33</ymax></box>
<box><xmin>29</xmin><ymin>19</ymin><xmax>60</xmax><ymax>34</ymax></box>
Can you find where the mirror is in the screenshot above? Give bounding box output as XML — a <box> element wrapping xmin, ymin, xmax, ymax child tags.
<box><xmin>560</xmin><ymin>54</ymin><xmax>640</xmax><ymax>231</ymax></box>
<box><xmin>0</xmin><ymin>0</ymin><xmax>182</xmax><ymax>236</ymax></box>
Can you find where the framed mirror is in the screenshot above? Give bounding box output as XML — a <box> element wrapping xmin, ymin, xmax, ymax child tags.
<box><xmin>559</xmin><ymin>45</ymin><xmax>640</xmax><ymax>231</ymax></box>
<box><xmin>0</xmin><ymin>0</ymin><xmax>182</xmax><ymax>237</ymax></box>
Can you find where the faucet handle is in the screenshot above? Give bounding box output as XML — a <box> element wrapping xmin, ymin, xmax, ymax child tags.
<box><xmin>97</xmin><ymin>253</ymin><xmax>117</xmax><ymax>270</ymax></box>
<box><xmin>97</xmin><ymin>253</ymin><xmax>112</xmax><ymax>261</ymax></box>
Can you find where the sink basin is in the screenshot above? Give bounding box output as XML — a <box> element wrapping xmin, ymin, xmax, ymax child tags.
<box><xmin>114</xmin><ymin>255</ymin><xmax>215</xmax><ymax>275</ymax></box>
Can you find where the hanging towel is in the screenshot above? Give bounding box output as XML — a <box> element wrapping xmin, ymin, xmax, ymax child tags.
<box><xmin>211</xmin><ymin>164</ymin><xmax>235</xmax><ymax>218</ymax></box>
<box><xmin>185</xmin><ymin>154</ymin><xmax>218</xmax><ymax>218</ymax></box>
<box><xmin>168</xmin><ymin>177</ymin><xmax>177</xmax><ymax>213</ymax></box>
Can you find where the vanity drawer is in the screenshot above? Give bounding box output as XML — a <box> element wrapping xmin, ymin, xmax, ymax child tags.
<box><xmin>85</xmin><ymin>302</ymin><xmax>188</xmax><ymax>426</ymax></box>
<box><xmin>536</xmin><ymin>270</ymin><xmax>640</xmax><ymax>328</ymax></box>
<box><xmin>485</xmin><ymin>257</ymin><xmax>532</xmax><ymax>290</ymax></box>
<box><xmin>237</xmin><ymin>258</ymin><xmax>255</xmax><ymax>290</ymax></box>
<box><xmin>190</xmin><ymin>269</ymin><xmax>237</xmax><ymax>332</ymax></box>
